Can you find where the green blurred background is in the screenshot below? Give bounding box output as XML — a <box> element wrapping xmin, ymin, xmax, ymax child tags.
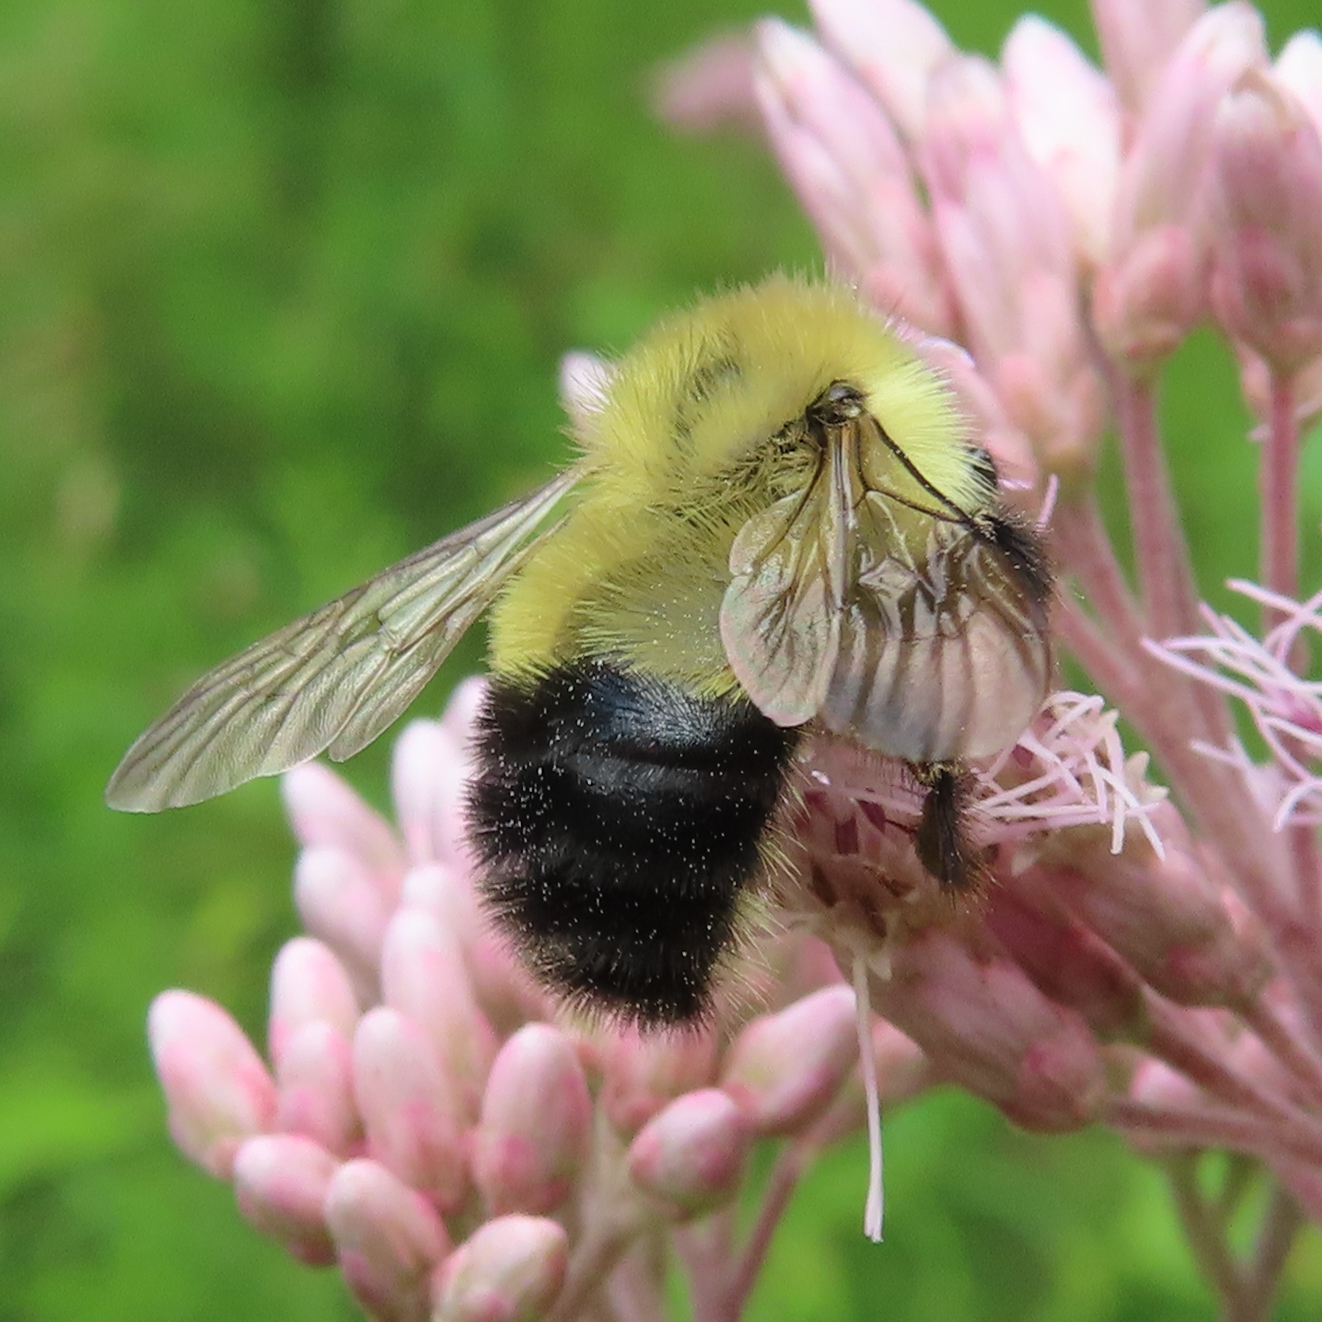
<box><xmin>3</xmin><ymin>0</ymin><xmax>1322</xmax><ymax>1317</ymax></box>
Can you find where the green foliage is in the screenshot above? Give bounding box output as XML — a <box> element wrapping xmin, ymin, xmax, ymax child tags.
<box><xmin>0</xmin><ymin>0</ymin><xmax>1319</xmax><ymax>1318</ymax></box>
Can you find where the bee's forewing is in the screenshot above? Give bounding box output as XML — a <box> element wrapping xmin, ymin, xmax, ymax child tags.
<box><xmin>722</xmin><ymin>423</ymin><xmax>1051</xmax><ymax>760</ymax></box>
<box><xmin>719</xmin><ymin>484</ymin><xmax>839</xmax><ymax>727</ymax></box>
<box><xmin>819</xmin><ymin>510</ymin><xmax>1052</xmax><ymax>760</ymax></box>
<box><xmin>106</xmin><ymin>467</ymin><xmax>582</xmax><ymax>812</ymax></box>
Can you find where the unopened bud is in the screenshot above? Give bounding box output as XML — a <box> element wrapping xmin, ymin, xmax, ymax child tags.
<box><xmin>294</xmin><ymin>847</ymin><xmax>391</xmax><ymax>993</ymax></box>
<box><xmin>390</xmin><ymin>718</ymin><xmax>469</xmax><ymax>867</ymax></box>
<box><xmin>473</xmin><ymin>1025</ymin><xmax>592</xmax><ymax>1216</ymax></box>
<box><xmin>274</xmin><ymin>1021</ymin><xmax>361</xmax><ymax>1156</ymax></box>
<box><xmin>433</xmin><ymin>1216</ymin><xmax>568</xmax><ymax>1322</ymax></box>
<box><xmin>148</xmin><ymin>990</ymin><xmax>277</xmax><ymax>1178</ymax></box>
<box><xmin>870</xmin><ymin>930</ymin><xmax>1108</xmax><ymax>1131</ymax></box>
<box><xmin>380</xmin><ymin>908</ymin><xmax>497</xmax><ymax>1119</ymax></box>
<box><xmin>352</xmin><ymin>1008</ymin><xmax>468</xmax><ymax>1212</ymax></box>
<box><xmin>1051</xmin><ymin>835</ymin><xmax>1273</xmax><ymax>1010</ymax></box>
<box><xmin>601</xmin><ymin>1028</ymin><xmax>719</xmax><ymax>1135</ymax></box>
<box><xmin>627</xmin><ymin>1088</ymin><xmax>751</xmax><ymax>1218</ymax></box>
<box><xmin>986</xmin><ymin>885</ymin><xmax>1146</xmax><ymax>1037</ymax></box>
<box><xmin>1207</xmin><ymin>73</ymin><xmax>1322</xmax><ymax>372</ymax></box>
<box><xmin>283</xmin><ymin>762</ymin><xmax>406</xmax><ymax>890</ymax></box>
<box><xmin>233</xmin><ymin>1134</ymin><xmax>338</xmax><ymax>1265</ymax></box>
<box><xmin>324</xmin><ymin>1159</ymin><xmax>451</xmax><ymax>1322</ymax></box>
<box><xmin>721</xmin><ymin>985</ymin><xmax>858</xmax><ymax>1134</ymax></box>
<box><xmin>268</xmin><ymin>937</ymin><xmax>360</xmax><ymax>1066</ymax></box>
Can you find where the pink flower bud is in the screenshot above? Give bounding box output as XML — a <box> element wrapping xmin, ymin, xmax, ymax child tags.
<box><xmin>1099</xmin><ymin>3</ymin><xmax>1268</xmax><ymax>366</ymax></box>
<box><xmin>352</xmin><ymin>1008</ymin><xmax>468</xmax><ymax>1212</ymax></box>
<box><xmin>473</xmin><ymin>1024</ymin><xmax>592</xmax><ymax>1216</ymax></box>
<box><xmin>985</xmin><ymin>886</ymin><xmax>1147</xmax><ymax>1038</ymax></box>
<box><xmin>1207</xmin><ymin>73</ymin><xmax>1322</xmax><ymax>372</ymax></box>
<box><xmin>601</xmin><ymin>1028</ymin><xmax>720</xmax><ymax>1135</ymax></box>
<box><xmin>325</xmin><ymin>1158</ymin><xmax>452</xmax><ymax>1322</ymax></box>
<box><xmin>148</xmin><ymin>990</ymin><xmax>277</xmax><ymax>1178</ymax></box>
<box><xmin>1093</xmin><ymin>223</ymin><xmax>1206</xmax><ymax>363</ymax></box>
<box><xmin>294</xmin><ymin>847</ymin><xmax>391</xmax><ymax>993</ymax></box>
<box><xmin>907</xmin><ymin>333</ymin><xmax>1039</xmax><ymax>485</ymax></box>
<box><xmin>721</xmin><ymin>985</ymin><xmax>858</xmax><ymax>1134</ymax></box>
<box><xmin>282</xmin><ymin>762</ymin><xmax>406</xmax><ymax>892</ymax></box>
<box><xmin>434</xmin><ymin>1217</ymin><xmax>567</xmax><ymax>1322</ymax></box>
<box><xmin>627</xmin><ymin>1088</ymin><xmax>752</xmax><ymax>1218</ymax></box>
<box><xmin>274</xmin><ymin>1021</ymin><xmax>361</xmax><ymax>1156</ymax></box>
<box><xmin>1046</xmin><ymin>832</ymin><xmax>1273</xmax><ymax>1010</ymax></box>
<box><xmin>752</xmin><ymin>20</ymin><xmax>953</xmax><ymax>334</ymax></box>
<box><xmin>920</xmin><ymin>55</ymin><xmax>1104</xmax><ymax>466</ymax></box>
<box><xmin>233</xmin><ymin>1134</ymin><xmax>338</xmax><ymax>1265</ymax></box>
<box><xmin>1002</xmin><ymin>15</ymin><xmax>1121</xmax><ymax>268</ymax></box>
<box><xmin>390</xmin><ymin>719</ymin><xmax>469</xmax><ymax>867</ymax></box>
<box><xmin>380</xmin><ymin>908</ymin><xmax>497</xmax><ymax>1120</ymax></box>
<box><xmin>1275</xmin><ymin>30</ymin><xmax>1322</xmax><ymax>138</ymax></box>
<box><xmin>869</xmin><ymin>930</ymin><xmax>1108</xmax><ymax>1131</ymax></box>
<box><xmin>809</xmin><ymin>0</ymin><xmax>954</xmax><ymax>142</ymax></box>
<box><xmin>1090</xmin><ymin>0</ymin><xmax>1206</xmax><ymax>112</ymax></box>
<box><xmin>651</xmin><ymin>32</ymin><xmax>761</xmax><ymax>137</ymax></box>
<box><xmin>268</xmin><ymin>937</ymin><xmax>360</xmax><ymax>1066</ymax></box>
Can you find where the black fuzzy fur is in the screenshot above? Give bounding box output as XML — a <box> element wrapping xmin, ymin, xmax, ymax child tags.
<box><xmin>467</xmin><ymin>661</ymin><xmax>799</xmax><ymax>1025</ymax></box>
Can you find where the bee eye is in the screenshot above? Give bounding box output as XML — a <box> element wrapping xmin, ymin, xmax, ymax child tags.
<box><xmin>810</xmin><ymin>381</ymin><xmax>865</xmax><ymax>426</ymax></box>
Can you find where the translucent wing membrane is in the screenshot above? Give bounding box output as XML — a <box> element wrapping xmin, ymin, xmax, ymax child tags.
<box><xmin>106</xmin><ymin>468</ymin><xmax>581</xmax><ymax>811</ymax></box>
<box><xmin>719</xmin><ymin>480</ymin><xmax>841</xmax><ymax>726</ymax></box>
<box><xmin>721</xmin><ymin>420</ymin><xmax>1050</xmax><ymax>762</ymax></box>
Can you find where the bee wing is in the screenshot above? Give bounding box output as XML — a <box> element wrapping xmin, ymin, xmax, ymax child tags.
<box><xmin>820</xmin><ymin>502</ymin><xmax>1052</xmax><ymax>761</ymax></box>
<box><xmin>719</xmin><ymin>476</ymin><xmax>843</xmax><ymax>727</ymax></box>
<box><xmin>721</xmin><ymin>427</ymin><xmax>1050</xmax><ymax>759</ymax></box>
<box><xmin>106</xmin><ymin>467</ymin><xmax>581</xmax><ymax>811</ymax></box>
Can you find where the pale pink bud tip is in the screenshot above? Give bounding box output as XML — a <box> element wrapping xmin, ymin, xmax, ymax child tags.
<box><xmin>148</xmin><ymin>990</ymin><xmax>277</xmax><ymax>1178</ymax></box>
<box><xmin>627</xmin><ymin>1088</ymin><xmax>751</xmax><ymax>1219</ymax></box>
<box><xmin>434</xmin><ymin>1216</ymin><xmax>568</xmax><ymax>1322</ymax></box>
<box><xmin>652</xmin><ymin>32</ymin><xmax>760</xmax><ymax>136</ymax></box>
<box><xmin>274</xmin><ymin>1021</ymin><xmax>361</xmax><ymax>1156</ymax></box>
<box><xmin>282</xmin><ymin>761</ymin><xmax>405</xmax><ymax>881</ymax></box>
<box><xmin>325</xmin><ymin>1159</ymin><xmax>451</xmax><ymax>1322</ymax></box>
<box><xmin>233</xmin><ymin>1134</ymin><xmax>338</xmax><ymax>1265</ymax></box>
<box><xmin>381</xmin><ymin>907</ymin><xmax>496</xmax><ymax>1120</ymax></box>
<box><xmin>269</xmin><ymin>937</ymin><xmax>360</xmax><ymax>1065</ymax></box>
<box><xmin>722</xmin><ymin>985</ymin><xmax>858</xmax><ymax>1134</ymax></box>
<box><xmin>474</xmin><ymin>1024</ymin><xmax>592</xmax><ymax>1216</ymax></box>
<box><xmin>353</xmin><ymin>1008</ymin><xmax>468</xmax><ymax>1211</ymax></box>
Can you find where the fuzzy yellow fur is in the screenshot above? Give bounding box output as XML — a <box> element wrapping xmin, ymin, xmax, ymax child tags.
<box><xmin>489</xmin><ymin>276</ymin><xmax>984</xmax><ymax>690</ymax></box>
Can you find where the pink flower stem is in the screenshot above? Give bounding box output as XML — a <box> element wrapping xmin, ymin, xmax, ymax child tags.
<box><xmin>1114</xmin><ymin>372</ymin><xmax>1203</xmax><ymax>640</ymax></box>
<box><xmin>1053</xmin><ymin>494</ymin><xmax>1148</xmax><ymax>647</ymax></box>
<box><xmin>548</xmin><ymin>1194</ymin><xmax>646</xmax><ymax>1322</ymax></box>
<box><xmin>1240</xmin><ymin>996</ymin><xmax>1322</xmax><ymax>1113</ymax></box>
<box><xmin>1143</xmin><ymin>997</ymin><xmax>1312</xmax><ymax>1130</ymax></box>
<box><xmin>1240</xmin><ymin>1184</ymin><xmax>1305</xmax><ymax>1321</ymax></box>
<box><xmin>1164</xmin><ymin>1152</ymin><xmax>1247</xmax><ymax>1312</ymax></box>
<box><xmin>1262</xmin><ymin>372</ymin><xmax>1302</xmax><ymax>635</ymax></box>
<box><xmin>718</xmin><ymin>1138</ymin><xmax>815</xmax><ymax>1318</ymax></box>
<box><xmin>1109</xmin><ymin>1095</ymin><xmax>1322</xmax><ymax>1167</ymax></box>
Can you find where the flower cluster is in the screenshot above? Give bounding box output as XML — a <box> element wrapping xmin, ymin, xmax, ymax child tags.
<box><xmin>151</xmin><ymin>684</ymin><xmax>935</xmax><ymax>1321</ymax></box>
<box><xmin>151</xmin><ymin>1</ymin><xmax>1322</xmax><ymax>1318</ymax></box>
<box><xmin>658</xmin><ymin>0</ymin><xmax>1322</xmax><ymax>1313</ymax></box>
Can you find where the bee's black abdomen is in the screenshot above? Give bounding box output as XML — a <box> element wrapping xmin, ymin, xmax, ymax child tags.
<box><xmin>467</xmin><ymin>661</ymin><xmax>799</xmax><ymax>1025</ymax></box>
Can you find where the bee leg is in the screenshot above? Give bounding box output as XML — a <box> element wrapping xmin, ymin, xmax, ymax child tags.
<box><xmin>911</xmin><ymin>762</ymin><xmax>984</xmax><ymax>892</ymax></box>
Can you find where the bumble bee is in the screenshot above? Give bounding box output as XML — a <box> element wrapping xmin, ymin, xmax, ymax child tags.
<box><xmin>107</xmin><ymin>277</ymin><xmax>1052</xmax><ymax>1025</ymax></box>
